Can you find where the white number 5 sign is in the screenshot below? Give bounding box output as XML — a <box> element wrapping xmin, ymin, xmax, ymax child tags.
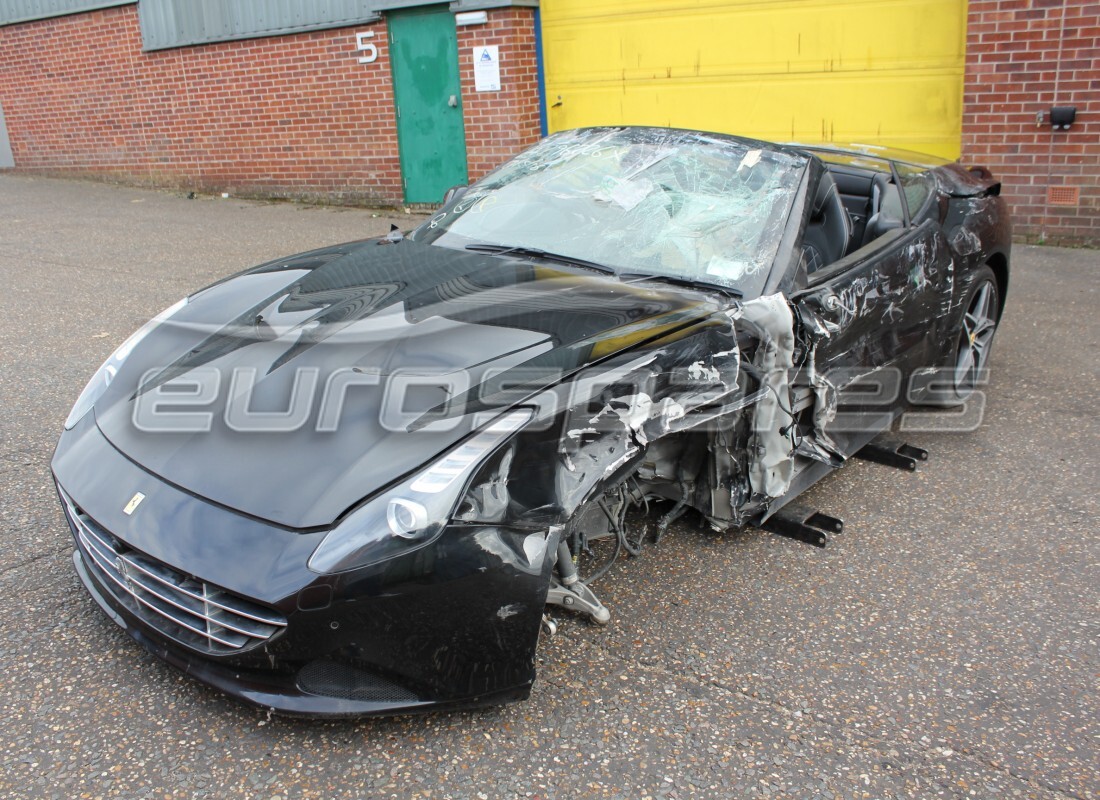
<box><xmin>356</xmin><ymin>31</ymin><xmax>378</xmax><ymax>64</ymax></box>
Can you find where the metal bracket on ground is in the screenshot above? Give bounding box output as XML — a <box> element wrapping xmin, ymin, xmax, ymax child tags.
<box><xmin>854</xmin><ymin>435</ymin><xmax>929</xmax><ymax>472</ymax></box>
<box><xmin>760</xmin><ymin>504</ymin><xmax>843</xmax><ymax>548</ymax></box>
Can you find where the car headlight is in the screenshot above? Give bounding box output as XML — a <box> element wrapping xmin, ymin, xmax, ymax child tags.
<box><xmin>308</xmin><ymin>409</ymin><xmax>532</xmax><ymax>574</ymax></box>
<box><xmin>63</xmin><ymin>298</ymin><xmax>189</xmax><ymax>430</ymax></box>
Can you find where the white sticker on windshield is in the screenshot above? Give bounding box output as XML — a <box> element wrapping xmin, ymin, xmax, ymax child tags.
<box><xmin>706</xmin><ymin>257</ymin><xmax>753</xmax><ymax>281</ymax></box>
<box><xmin>596</xmin><ymin>178</ymin><xmax>655</xmax><ymax>211</ymax></box>
<box><xmin>739</xmin><ymin>149</ymin><xmax>762</xmax><ymax>170</ymax></box>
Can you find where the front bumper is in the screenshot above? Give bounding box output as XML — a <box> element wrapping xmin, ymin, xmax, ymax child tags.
<box><xmin>71</xmin><ymin>550</ymin><xmax>529</xmax><ymax>716</ymax></box>
<box><xmin>54</xmin><ymin>414</ymin><xmax>553</xmax><ymax>717</ymax></box>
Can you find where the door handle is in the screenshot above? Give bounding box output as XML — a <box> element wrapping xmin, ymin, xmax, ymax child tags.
<box><xmin>448</xmin><ymin>95</ymin><xmax>458</xmax><ymax>108</ymax></box>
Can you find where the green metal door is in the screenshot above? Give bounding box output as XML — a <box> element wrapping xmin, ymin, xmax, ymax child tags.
<box><xmin>389</xmin><ymin>6</ymin><xmax>468</xmax><ymax>204</ymax></box>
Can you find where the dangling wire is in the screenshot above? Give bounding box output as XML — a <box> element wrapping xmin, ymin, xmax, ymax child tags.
<box><xmin>579</xmin><ymin>481</ymin><xmax>660</xmax><ymax>583</ymax></box>
<box><xmin>581</xmin><ymin>521</ymin><xmax>622</xmax><ymax>584</ymax></box>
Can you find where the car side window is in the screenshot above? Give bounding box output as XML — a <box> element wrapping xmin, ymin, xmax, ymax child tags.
<box><xmin>895</xmin><ymin>163</ymin><xmax>935</xmax><ymax>220</ymax></box>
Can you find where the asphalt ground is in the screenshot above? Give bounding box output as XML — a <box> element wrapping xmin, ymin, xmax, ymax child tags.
<box><xmin>0</xmin><ymin>173</ymin><xmax>1096</xmax><ymax>800</ymax></box>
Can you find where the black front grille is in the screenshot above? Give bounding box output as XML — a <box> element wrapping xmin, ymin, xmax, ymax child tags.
<box><xmin>297</xmin><ymin>660</ymin><xmax>419</xmax><ymax>704</ymax></box>
<box><xmin>62</xmin><ymin>493</ymin><xmax>286</xmax><ymax>656</ymax></box>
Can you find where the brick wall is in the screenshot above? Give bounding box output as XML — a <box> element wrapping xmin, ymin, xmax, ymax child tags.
<box><xmin>456</xmin><ymin>8</ymin><xmax>542</xmax><ymax>183</ymax></box>
<box><xmin>11</xmin><ymin>1</ymin><xmax>1092</xmax><ymax>240</ymax></box>
<box><xmin>963</xmin><ymin>0</ymin><xmax>1100</xmax><ymax>246</ymax></box>
<box><xmin>0</xmin><ymin>5</ymin><xmax>542</xmax><ymax>205</ymax></box>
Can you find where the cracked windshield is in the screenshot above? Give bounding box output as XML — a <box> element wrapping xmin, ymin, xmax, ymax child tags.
<box><xmin>415</xmin><ymin>128</ymin><xmax>807</xmax><ymax>297</ymax></box>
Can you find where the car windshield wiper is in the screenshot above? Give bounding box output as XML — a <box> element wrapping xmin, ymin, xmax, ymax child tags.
<box><xmin>618</xmin><ymin>271</ymin><xmax>743</xmax><ymax>299</ymax></box>
<box><xmin>465</xmin><ymin>243</ymin><xmax>616</xmax><ymax>275</ymax></box>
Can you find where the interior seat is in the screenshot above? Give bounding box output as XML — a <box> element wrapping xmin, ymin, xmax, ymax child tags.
<box><xmin>861</xmin><ymin>172</ymin><xmax>905</xmax><ymax>247</ymax></box>
<box><xmin>800</xmin><ymin>173</ymin><xmax>850</xmax><ymax>273</ymax></box>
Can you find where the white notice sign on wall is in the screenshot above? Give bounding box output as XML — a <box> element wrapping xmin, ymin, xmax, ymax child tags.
<box><xmin>472</xmin><ymin>46</ymin><xmax>501</xmax><ymax>92</ymax></box>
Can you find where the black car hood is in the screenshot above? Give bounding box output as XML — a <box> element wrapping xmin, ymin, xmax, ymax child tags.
<box><xmin>94</xmin><ymin>239</ymin><xmax>721</xmax><ymax>529</ymax></box>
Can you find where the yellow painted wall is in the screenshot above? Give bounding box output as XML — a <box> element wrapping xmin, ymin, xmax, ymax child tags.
<box><xmin>541</xmin><ymin>0</ymin><xmax>967</xmax><ymax>159</ymax></box>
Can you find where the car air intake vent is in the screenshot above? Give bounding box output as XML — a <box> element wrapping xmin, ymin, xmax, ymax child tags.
<box><xmin>63</xmin><ymin>496</ymin><xmax>286</xmax><ymax>656</ymax></box>
<box><xmin>297</xmin><ymin>660</ymin><xmax>420</xmax><ymax>704</ymax></box>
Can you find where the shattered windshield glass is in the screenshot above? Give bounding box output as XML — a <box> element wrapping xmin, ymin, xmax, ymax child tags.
<box><xmin>414</xmin><ymin>128</ymin><xmax>808</xmax><ymax>298</ymax></box>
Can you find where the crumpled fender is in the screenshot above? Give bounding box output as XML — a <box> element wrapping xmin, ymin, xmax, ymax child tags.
<box><xmin>455</xmin><ymin>291</ymin><xmax>825</xmax><ymax>530</ymax></box>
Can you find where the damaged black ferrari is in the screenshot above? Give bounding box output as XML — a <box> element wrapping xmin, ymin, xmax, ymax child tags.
<box><xmin>52</xmin><ymin>127</ymin><xmax>1010</xmax><ymax>716</ymax></box>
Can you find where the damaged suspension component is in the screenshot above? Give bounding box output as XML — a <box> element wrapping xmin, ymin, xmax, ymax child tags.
<box><xmin>547</xmin><ymin>538</ymin><xmax>611</xmax><ymax>625</ymax></box>
<box><xmin>544</xmin><ymin>480</ymin><xmax>657</xmax><ymax>626</ymax></box>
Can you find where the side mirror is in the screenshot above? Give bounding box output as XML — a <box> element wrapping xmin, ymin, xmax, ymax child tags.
<box><xmin>441</xmin><ymin>184</ymin><xmax>468</xmax><ymax>206</ymax></box>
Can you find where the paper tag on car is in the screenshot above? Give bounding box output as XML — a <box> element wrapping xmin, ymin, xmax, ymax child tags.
<box><xmin>599</xmin><ymin>178</ymin><xmax>655</xmax><ymax>211</ymax></box>
<box><xmin>706</xmin><ymin>257</ymin><xmax>752</xmax><ymax>281</ymax></box>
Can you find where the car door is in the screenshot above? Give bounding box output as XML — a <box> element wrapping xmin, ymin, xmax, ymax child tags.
<box><xmin>789</xmin><ymin>217</ymin><xmax>952</xmax><ymax>453</ymax></box>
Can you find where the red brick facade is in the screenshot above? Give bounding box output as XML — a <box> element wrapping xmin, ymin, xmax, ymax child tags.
<box><xmin>963</xmin><ymin>0</ymin><xmax>1100</xmax><ymax>246</ymax></box>
<box><xmin>456</xmin><ymin>9</ymin><xmax>542</xmax><ymax>183</ymax></box>
<box><xmin>0</xmin><ymin>4</ymin><xmax>540</xmax><ymax>205</ymax></box>
<box><xmin>2</xmin><ymin>2</ymin><xmax>1097</xmax><ymax>244</ymax></box>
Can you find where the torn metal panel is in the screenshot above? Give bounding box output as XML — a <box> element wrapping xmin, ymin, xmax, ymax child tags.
<box><xmin>796</xmin><ymin>343</ymin><xmax>844</xmax><ymax>467</ymax></box>
<box><xmin>455</xmin><ymin>288</ymin><xmax>821</xmax><ymax>546</ymax></box>
<box><xmin>739</xmin><ymin>294</ymin><xmax>797</xmax><ymax>498</ymax></box>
